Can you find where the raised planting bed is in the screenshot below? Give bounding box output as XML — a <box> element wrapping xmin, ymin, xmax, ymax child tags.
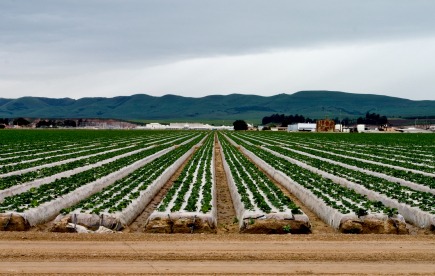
<box><xmin>226</xmin><ymin>133</ymin><xmax>409</xmax><ymax>234</ymax></box>
<box><xmin>50</xmin><ymin>134</ymin><xmax>206</xmax><ymax>232</ymax></box>
<box><xmin>146</xmin><ymin>134</ymin><xmax>216</xmax><ymax>233</ymax></box>
<box><xmin>0</xmin><ymin>133</ymin><xmax>194</xmax><ymax>201</ymax></box>
<box><xmin>0</xmin><ymin>134</ymin><xmax>197</xmax><ymax>229</ymax></box>
<box><xmin>230</xmin><ymin>132</ymin><xmax>435</xmax><ymax>229</ymax></box>
<box><xmin>219</xmin><ymin>134</ymin><xmax>310</xmax><ymax>234</ymax></box>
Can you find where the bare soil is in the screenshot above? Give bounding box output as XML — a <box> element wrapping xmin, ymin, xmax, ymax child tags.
<box><xmin>214</xmin><ymin>136</ymin><xmax>239</xmax><ymax>234</ymax></box>
<box><xmin>0</xmin><ymin>232</ymin><xmax>434</xmax><ymax>275</ymax></box>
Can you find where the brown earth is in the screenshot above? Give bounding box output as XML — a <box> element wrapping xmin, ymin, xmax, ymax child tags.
<box><xmin>0</xmin><ymin>232</ymin><xmax>434</xmax><ymax>275</ymax></box>
<box><xmin>214</xmin><ymin>136</ymin><xmax>239</xmax><ymax>234</ymax></box>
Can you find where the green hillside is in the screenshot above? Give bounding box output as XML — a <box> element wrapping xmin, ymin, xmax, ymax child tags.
<box><xmin>0</xmin><ymin>91</ymin><xmax>434</xmax><ymax>124</ymax></box>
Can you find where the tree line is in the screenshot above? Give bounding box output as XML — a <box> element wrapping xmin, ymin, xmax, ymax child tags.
<box><xmin>261</xmin><ymin>112</ymin><xmax>388</xmax><ymax>127</ymax></box>
<box><xmin>262</xmin><ymin>114</ymin><xmax>314</xmax><ymax>127</ymax></box>
<box><xmin>0</xmin><ymin>118</ymin><xmax>77</xmax><ymax>128</ymax></box>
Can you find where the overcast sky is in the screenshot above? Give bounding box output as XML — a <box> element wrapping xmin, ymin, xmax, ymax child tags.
<box><xmin>1</xmin><ymin>0</ymin><xmax>435</xmax><ymax>100</ymax></box>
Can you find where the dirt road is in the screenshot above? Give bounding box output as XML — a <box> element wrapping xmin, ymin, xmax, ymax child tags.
<box><xmin>1</xmin><ymin>233</ymin><xmax>434</xmax><ymax>275</ymax></box>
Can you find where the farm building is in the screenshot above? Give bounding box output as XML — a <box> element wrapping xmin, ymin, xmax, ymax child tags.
<box><xmin>142</xmin><ymin>123</ymin><xmax>167</xmax><ymax>129</ymax></box>
<box><xmin>357</xmin><ymin>124</ymin><xmax>366</xmax><ymax>133</ymax></box>
<box><xmin>316</xmin><ymin>119</ymin><xmax>335</xmax><ymax>132</ymax></box>
<box><xmin>287</xmin><ymin>123</ymin><xmax>316</xmax><ymax>132</ymax></box>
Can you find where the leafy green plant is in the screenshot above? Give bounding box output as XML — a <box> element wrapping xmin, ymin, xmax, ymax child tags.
<box><xmin>283</xmin><ymin>224</ymin><xmax>291</xmax><ymax>233</ymax></box>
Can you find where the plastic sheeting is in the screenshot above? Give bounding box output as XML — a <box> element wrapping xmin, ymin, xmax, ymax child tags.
<box><xmin>0</xmin><ymin>145</ymin><xmax>156</xmax><ymax>203</ymax></box>
<box><xmin>0</xmin><ymin>135</ymin><xmax>192</xmax><ymax>203</ymax></box>
<box><xmin>296</xmin><ymin>145</ymin><xmax>435</xmax><ymax>178</ymax></box>
<box><xmin>18</xmin><ymin>144</ymin><xmax>180</xmax><ymax>226</ymax></box>
<box><xmin>219</xmin><ymin>136</ymin><xmax>310</xmax><ymax>229</ymax></box>
<box><xmin>68</xmin><ymin>135</ymin><xmax>205</xmax><ymax>229</ymax></box>
<box><xmin>147</xmin><ymin>136</ymin><xmax>217</xmax><ymax>228</ymax></box>
<box><xmin>286</xmin><ymin>147</ymin><xmax>435</xmax><ymax>195</ymax></box>
<box><xmin>264</xmin><ymin>147</ymin><xmax>435</xmax><ymax>229</ymax></box>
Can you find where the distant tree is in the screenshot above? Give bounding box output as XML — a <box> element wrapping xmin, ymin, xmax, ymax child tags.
<box><xmin>36</xmin><ymin>120</ymin><xmax>49</xmax><ymax>128</ymax></box>
<box><xmin>341</xmin><ymin>117</ymin><xmax>351</xmax><ymax>126</ymax></box>
<box><xmin>262</xmin><ymin>113</ymin><xmax>313</xmax><ymax>127</ymax></box>
<box><xmin>13</xmin><ymin>117</ymin><xmax>30</xmax><ymax>126</ymax></box>
<box><xmin>356</xmin><ymin>112</ymin><xmax>388</xmax><ymax>125</ymax></box>
<box><xmin>63</xmin><ymin>120</ymin><xmax>77</xmax><ymax>127</ymax></box>
<box><xmin>0</xmin><ymin>118</ymin><xmax>9</xmax><ymax>125</ymax></box>
<box><xmin>233</xmin><ymin>120</ymin><xmax>248</xmax><ymax>131</ymax></box>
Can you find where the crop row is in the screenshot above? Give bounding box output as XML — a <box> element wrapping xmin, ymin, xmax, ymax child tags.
<box><xmin>0</xmin><ymin>133</ymin><xmax>182</xmax><ymax>175</ymax></box>
<box><xmin>156</xmin><ymin>134</ymin><xmax>214</xmax><ymax>214</ymax></box>
<box><xmin>243</xmin><ymin>132</ymin><xmax>434</xmax><ymax>172</ymax></box>
<box><xmin>218</xmin><ymin>133</ymin><xmax>313</xmax><ymax>233</ymax></box>
<box><xmin>0</xmin><ymin>130</ymin><xmax>144</xmax><ymax>157</ymax></box>
<box><xmin>144</xmin><ymin>134</ymin><xmax>216</xmax><ymax>233</ymax></box>
<box><xmin>60</xmin><ymin>134</ymin><xmax>206</xmax><ymax>228</ymax></box>
<box><xmin>0</xmin><ymin>139</ymin><xmax>141</xmax><ymax>173</ymax></box>
<box><xmin>0</xmin><ymin>134</ymin><xmax>199</xmax><ymax>226</ymax></box>
<box><xmin>226</xmin><ymin>133</ymin><xmax>403</xmax><ymax>230</ymax></box>
<box><xmin>0</xmin><ymin>133</ymin><xmax>193</xmax><ymax>191</ymax></box>
<box><xmin>234</xmin><ymin>132</ymin><xmax>435</xmax><ymax>188</ymax></box>
<box><xmin>0</xmin><ymin>142</ymin><xmax>99</xmax><ymax>165</ymax></box>
<box><xmin>240</xmin><ymin>132</ymin><xmax>435</xmax><ymax>164</ymax></box>
<box><xmin>288</xmin><ymin>134</ymin><xmax>434</xmax><ymax>159</ymax></box>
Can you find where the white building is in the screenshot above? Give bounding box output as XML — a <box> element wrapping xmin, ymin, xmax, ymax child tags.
<box><xmin>287</xmin><ymin>123</ymin><xmax>316</xmax><ymax>132</ymax></box>
<box><xmin>357</xmin><ymin>124</ymin><xmax>366</xmax><ymax>133</ymax></box>
<box><xmin>142</xmin><ymin>123</ymin><xmax>167</xmax><ymax>129</ymax></box>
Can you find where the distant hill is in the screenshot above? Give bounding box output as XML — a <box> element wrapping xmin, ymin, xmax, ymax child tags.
<box><xmin>1</xmin><ymin>91</ymin><xmax>434</xmax><ymax>124</ymax></box>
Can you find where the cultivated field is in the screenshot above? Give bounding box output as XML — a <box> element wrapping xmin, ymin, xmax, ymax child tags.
<box><xmin>1</xmin><ymin>130</ymin><xmax>433</xmax><ymax>234</ymax></box>
<box><xmin>0</xmin><ymin>130</ymin><xmax>434</xmax><ymax>274</ymax></box>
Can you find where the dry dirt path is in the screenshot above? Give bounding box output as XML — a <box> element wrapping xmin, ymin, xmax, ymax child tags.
<box><xmin>0</xmin><ymin>233</ymin><xmax>434</xmax><ymax>275</ymax></box>
<box><xmin>214</xmin><ymin>136</ymin><xmax>239</xmax><ymax>234</ymax></box>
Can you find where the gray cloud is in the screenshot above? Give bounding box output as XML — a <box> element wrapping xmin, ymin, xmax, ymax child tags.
<box><xmin>1</xmin><ymin>0</ymin><xmax>435</xmax><ymax>100</ymax></box>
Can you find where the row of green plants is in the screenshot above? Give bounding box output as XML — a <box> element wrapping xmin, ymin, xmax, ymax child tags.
<box><xmin>156</xmin><ymin>134</ymin><xmax>214</xmax><ymax>214</ymax></box>
<box><xmin>293</xmin><ymin>138</ymin><xmax>434</xmax><ymax>169</ymax></box>
<box><xmin>239</xmin><ymin>131</ymin><xmax>434</xmax><ymax>161</ymax></box>
<box><xmin>227</xmin><ymin>133</ymin><xmax>394</xmax><ymax>217</ymax></box>
<box><xmin>0</xmin><ymin>133</ymin><xmax>193</xmax><ymax>190</ymax></box>
<box><xmin>60</xmin><ymin>134</ymin><xmax>205</xmax><ymax>215</ymax></box>
<box><xmin>0</xmin><ymin>135</ymin><xmax>148</xmax><ymax>166</ymax></box>
<box><xmin>0</xmin><ymin>139</ymin><xmax>84</xmax><ymax>158</ymax></box>
<box><xmin>0</xmin><ymin>139</ymin><xmax>142</xmax><ymax>173</ymax></box>
<box><xmin>284</xmin><ymin>145</ymin><xmax>434</xmax><ymax>188</ymax></box>
<box><xmin>0</xmin><ymin>135</ymin><xmax>196</xmax><ymax>213</ymax></box>
<box><xmin>241</xmin><ymin>132</ymin><xmax>434</xmax><ymax>172</ymax></box>
<box><xmin>220</xmin><ymin>133</ymin><xmax>301</xmax><ymax>214</ymax></box>
<box><xmin>0</xmin><ymin>130</ymin><xmax>149</xmax><ymax>157</ymax></box>
<box><xmin>267</xmin><ymin>145</ymin><xmax>435</xmax><ymax>214</ymax></box>
<box><xmin>0</xmin><ymin>140</ymin><xmax>98</xmax><ymax>164</ymax></box>
<box><xmin>234</xmin><ymin>132</ymin><xmax>435</xmax><ymax>188</ymax></box>
<box><xmin>262</xmin><ymin>133</ymin><xmax>434</xmax><ymax>174</ymax></box>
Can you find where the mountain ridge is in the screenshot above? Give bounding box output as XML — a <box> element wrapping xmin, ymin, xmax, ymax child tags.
<box><xmin>1</xmin><ymin>91</ymin><xmax>434</xmax><ymax>123</ymax></box>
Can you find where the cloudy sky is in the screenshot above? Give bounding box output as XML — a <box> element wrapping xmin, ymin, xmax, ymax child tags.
<box><xmin>1</xmin><ymin>0</ymin><xmax>435</xmax><ymax>100</ymax></box>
